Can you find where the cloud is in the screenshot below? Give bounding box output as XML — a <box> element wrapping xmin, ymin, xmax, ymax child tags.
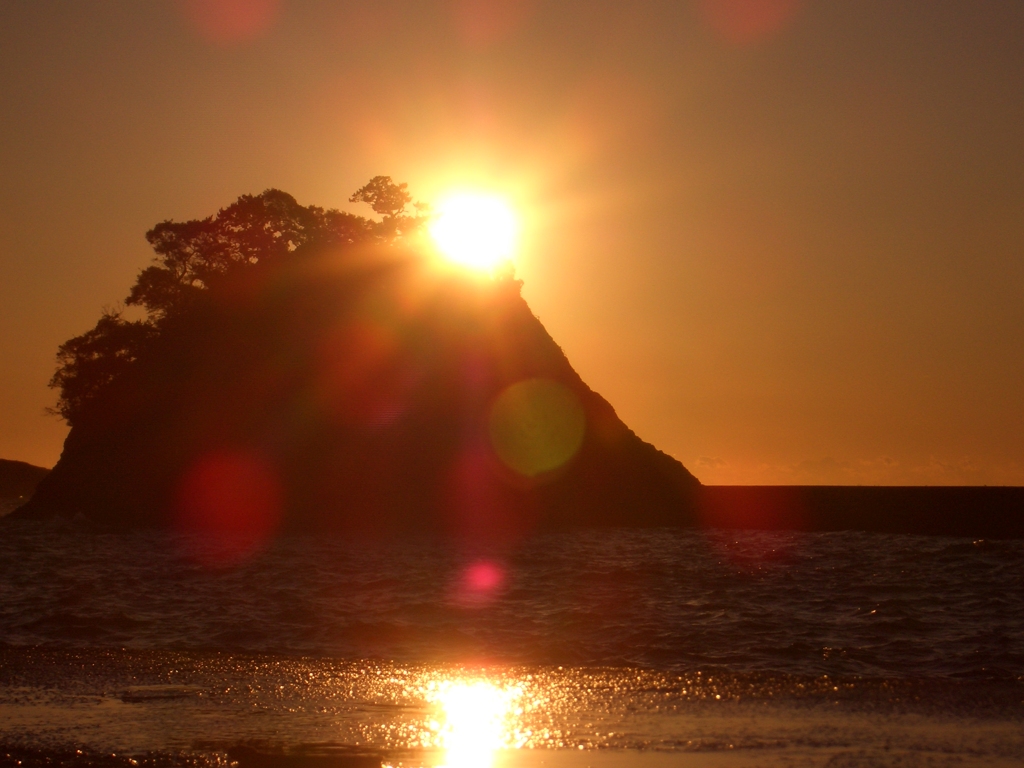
<box><xmin>696</xmin><ymin>456</ymin><xmax>727</xmax><ymax>468</ymax></box>
<box><xmin>689</xmin><ymin>453</ymin><xmax>1022</xmax><ymax>485</ymax></box>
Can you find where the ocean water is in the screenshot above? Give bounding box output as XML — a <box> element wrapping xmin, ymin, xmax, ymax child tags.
<box><xmin>1</xmin><ymin>521</ymin><xmax>1023</xmax><ymax>767</ymax></box>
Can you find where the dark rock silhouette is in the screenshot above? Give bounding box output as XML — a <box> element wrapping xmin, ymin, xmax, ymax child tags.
<box><xmin>15</xmin><ymin>242</ymin><xmax>701</xmax><ymax>541</ymax></box>
<box><xmin>0</xmin><ymin>459</ymin><xmax>50</xmax><ymax>515</ymax></box>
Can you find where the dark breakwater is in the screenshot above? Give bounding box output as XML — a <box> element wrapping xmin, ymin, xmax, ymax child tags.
<box><xmin>699</xmin><ymin>485</ymin><xmax>1024</xmax><ymax>539</ymax></box>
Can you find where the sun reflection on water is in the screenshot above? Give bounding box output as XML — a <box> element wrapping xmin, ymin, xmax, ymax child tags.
<box><xmin>423</xmin><ymin>678</ymin><xmax>525</xmax><ymax>768</ymax></box>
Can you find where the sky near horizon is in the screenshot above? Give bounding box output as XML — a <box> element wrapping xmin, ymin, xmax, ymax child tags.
<box><xmin>1</xmin><ymin>0</ymin><xmax>1022</xmax><ymax>484</ymax></box>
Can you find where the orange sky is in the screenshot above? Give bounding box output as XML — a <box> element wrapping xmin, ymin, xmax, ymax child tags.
<box><xmin>1</xmin><ymin>1</ymin><xmax>1022</xmax><ymax>484</ymax></box>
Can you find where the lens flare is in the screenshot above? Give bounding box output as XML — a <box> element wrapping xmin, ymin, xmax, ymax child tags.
<box><xmin>173</xmin><ymin>449</ymin><xmax>282</xmax><ymax>566</ymax></box>
<box><xmin>698</xmin><ymin>0</ymin><xmax>803</xmax><ymax>45</ymax></box>
<box><xmin>180</xmin><ymin>0</ymin><xmax>280</xmax><ymax>45</ymax></box>
<box><xmin>488</xmin><ymin>378</ymin><xmax>586</xmax><ymax>477</ymax></box>
<box><xmin>429</xmin><ymin>193</ymin><xmax>518</xmax><ymax>272</ymax></box>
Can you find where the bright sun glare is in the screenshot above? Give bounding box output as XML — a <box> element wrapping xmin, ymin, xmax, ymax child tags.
<box><xmin>425</xmin><ymin>679</ymin><xmax>522</xmax><ymax>768</ymax></box>
<box><xmin>429</xmin><ymin>193</ymin><xmax>518</xmax><ymax>273</ymax></box>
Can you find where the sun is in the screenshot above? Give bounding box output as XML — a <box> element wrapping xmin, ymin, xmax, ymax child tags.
<box><xmin>429</xmin><ymin>193</ymin><xmax>518</xmax><ymax>273</ymax></box>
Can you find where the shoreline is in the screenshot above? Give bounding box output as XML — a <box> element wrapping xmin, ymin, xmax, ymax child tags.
<box><xmin>7</xmin><ymin>484</ymin><xmax>1023</xmax><ymax>539</ymax></box>
<box><xmin>5</xmin><ymin>735</ymin><xmax>1024</xmax><ymax>768</ymax></box>
<box><xmin>3</xmin><ymin>650</ymin><xmax>1023</xmax><ymax>768</ymax></box>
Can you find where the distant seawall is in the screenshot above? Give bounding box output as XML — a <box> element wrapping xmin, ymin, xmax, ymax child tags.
<box><xmin>698</xmin><ymin>485</ymin><xmax>1024</xmax><ymax>539</ymax></box>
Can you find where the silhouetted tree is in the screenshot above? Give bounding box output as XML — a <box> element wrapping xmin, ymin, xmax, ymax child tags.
<box><xmin>48</xmin><ymin>310</ymin><xmax>158</xmax><ymax>424</ymax></box>
<box><xmin>51</xmin><ymin>178</ymin><xmax>424</xmax><ymax>426</ymax></box>
<box><xmin>349</xmin><ymin>176</ymin><xmax>429</xmax><ymax>238</ymax></box>
<box><xmin>129</xmin><ymin>189</ymin><xmax>370</xmax><ymax>320</ymax></box>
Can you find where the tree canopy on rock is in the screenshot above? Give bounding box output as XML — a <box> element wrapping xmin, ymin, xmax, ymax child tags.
<box><xmin>50</xmin><ymin>178</ymin><xmax>426</xmax><ymax>426</ymax></box>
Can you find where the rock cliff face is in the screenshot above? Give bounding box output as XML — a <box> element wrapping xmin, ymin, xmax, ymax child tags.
<box><xmin>15</xmin><ymin>246</ymin><xmax>700</xmax><ymax>542</ymax></box>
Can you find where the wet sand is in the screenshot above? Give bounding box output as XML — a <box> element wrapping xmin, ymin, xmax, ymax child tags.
<box><xmin>490</xmin><ymin>749</ymin><xmax>1024</xmax><ymax>768</ymax></box>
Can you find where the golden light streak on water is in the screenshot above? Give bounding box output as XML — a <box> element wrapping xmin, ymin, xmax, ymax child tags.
<box><xmin>421</xmin><ymin>678</ymin><xmax>526</xmax><ymax>768</ymax></box>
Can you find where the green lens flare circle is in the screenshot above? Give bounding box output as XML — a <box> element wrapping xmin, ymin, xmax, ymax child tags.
<box><xmin>488</xmin><ymin>378</ymin><xmax>586</xmax><ymax>477</ymax></box>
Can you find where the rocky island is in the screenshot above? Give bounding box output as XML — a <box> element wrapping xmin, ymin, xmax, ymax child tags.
<box><xmin>12</xmin><ymin>181</ymin><xmax>701</xmax><ymax>546</ymax></box>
